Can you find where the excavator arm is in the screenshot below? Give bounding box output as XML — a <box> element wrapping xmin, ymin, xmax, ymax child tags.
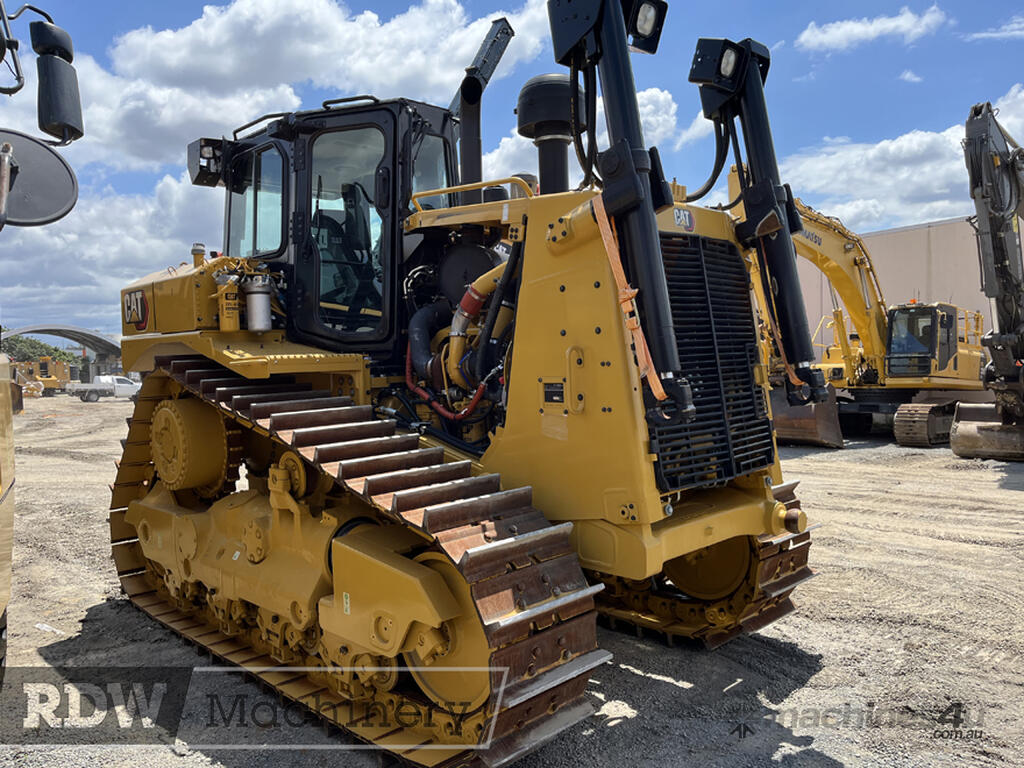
<box><xmin>728</xmin><ymin>168</ymin><xmax>889</xmax><ymax>386</ymax></box>
<box><xmin>951</xmin><ymin>102</ymin><xmax>1024</xmax><ymax>458</ymax></box>
<box><xmin>965</xmin><ymin>102</ymin><xmax>1024</xmax><ymax>393</ymax></box>
<box><xmin>791</xmin><ymin>200</ymin><xmax>890</xmax><ymax>386</ymax></box>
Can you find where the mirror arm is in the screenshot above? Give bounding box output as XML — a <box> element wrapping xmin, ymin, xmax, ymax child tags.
<box><xmin>43</xmin><ymin>125</ymin><xmax>71</xmax><ymax>148</ymax></box>
<box><xmin>0</xmin><ymin>0</ymin><xmax>25</xmax><ymax>95</ymax></box>
<box><xmin>8</xmin><ymin>4</ymin><xmax>54</xmax><ymax>23</ymax></box>
<box><xmin>0</xmin><ymin>141</ymin><xmax>14</xmax><ymax>233</ymax></box>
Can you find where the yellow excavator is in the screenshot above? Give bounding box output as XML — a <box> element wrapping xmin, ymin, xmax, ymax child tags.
<box><xmin>755</xmin><ymin>182</ymin><xmax>988</xmax><ymax>447</ymax></box>
<box><xmin>110</xmin><ymin>5</ymin><xmax>823</xmax><ymax>763</ymax></box>
<box><xmin>950</xmin><ymin>103</ymin><xmax>1024</xmax><ymax>459</ymax></box>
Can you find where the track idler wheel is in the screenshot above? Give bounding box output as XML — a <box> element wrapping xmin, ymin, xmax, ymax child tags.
<box><xmin>663</xmin><ymin>536</ymin><xmax>754</xmax><ymax>601</ymax></box>
<box><xmin>403</xmin><ymin>552</ymin><xmax>492</xmax><ymax>715</ymax></box>
<box><xmin>150</xmin><ymin>398</ymin><xmax>228</xmax><ymax>497</ymax></box>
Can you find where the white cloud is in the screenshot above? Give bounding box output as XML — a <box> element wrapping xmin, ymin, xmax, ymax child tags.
<box><xmin>0</xmin><ymin>174</ymin><xmax>223</xmax><ymax>333</ymax></box>
<box><xmin>482</xmin><ymin>132</ymin><xmax>537</xmax><ymax>181</ymax></box>
<box><xmin>110</xmin><ymin>0</ymin><xmax>550</xmax><ymax>104</ymax></box>
<box><xmin>795</xmin><ymin>5</ymin><xmax>947</xmax><ymax>52</ymax></box>
<box><xmin>1</xmin><ymin>52</ymin><xmax>300</xmax><ymax>172</ymax></box>
<box><xmin>900</xmin><ymin>69</ymin><xmax>924</xmax><ymax>83</ymax></box>
<box><xmin>675</xmin><ymin>110</ymin><xmax>714</xmax><ymax>151</ymax></box>
<box><xmin>636</xmin><ymin>88</ymin><xmax>679</xmax><ymax>146</ymax></box>
<box><xmin>781</xmin><ymin>83</ymin><xmax>1024</xmax><ymax>231</ymax></box>
<box><xmin>3</xmin><ymin>0</ymin><xmax>549</xmax><ymax>173</ymax></box>
<box><xmin>966</xmin><ymin>15</ymin><xmax>1024</xmax><ymax>41</ymax></box>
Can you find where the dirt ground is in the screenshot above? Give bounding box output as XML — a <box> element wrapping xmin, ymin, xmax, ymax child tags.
<box><xmin>1</xmin><ymin>394</ymin><xmax>1022</xmax><ymax>767</ymax></box>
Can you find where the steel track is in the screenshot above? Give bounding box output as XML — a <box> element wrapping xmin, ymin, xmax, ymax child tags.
<box><xmin>109</xmin><ymin>355</ymin><xmax>608</xmax><ymax>767</ymax></box>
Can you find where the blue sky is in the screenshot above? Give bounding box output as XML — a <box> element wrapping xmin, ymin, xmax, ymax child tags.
<box><xmin>1</xmin><ymin>0</ymin><xmax>1022</xmax><ymax>337</ymax></box>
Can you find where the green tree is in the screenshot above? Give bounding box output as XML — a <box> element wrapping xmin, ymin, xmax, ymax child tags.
<box><xmin>0</xmin><ymin>329</ymin><xmax>78</xmax><ymax>363</ymax></box>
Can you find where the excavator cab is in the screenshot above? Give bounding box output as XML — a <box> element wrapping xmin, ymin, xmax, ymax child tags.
<box><xmin>886</xmin><ymin>303</ymin><xmax>964</xmax><ymax>377</ymax></box>
<box><xmin>886</xmin><ymin>304</ymin><xmax>938</xmax><ymax>375</ymax></box>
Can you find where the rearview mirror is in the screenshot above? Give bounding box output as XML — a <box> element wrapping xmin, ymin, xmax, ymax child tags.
<box><xmin>30</xmin><ymin>21</ymin><xmax>83</xmax><ymax>144</ymax></box>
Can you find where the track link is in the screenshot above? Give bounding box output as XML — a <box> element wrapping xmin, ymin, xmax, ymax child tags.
<box><xmin>592</xmin><ymin>482</ymin><xmax>814</xmax><ymax>649</ymax></box>
<box><xmin>109</xmin><ymin>355</ymin><xmax>608</xmax><ymax>767</ymax></box>
<box><xmin>894</xmin><ymin>402</ymin><xmax>956</xmax><ymax>447</ymax></box>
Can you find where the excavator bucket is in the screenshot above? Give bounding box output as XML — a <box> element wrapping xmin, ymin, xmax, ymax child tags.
<box><xmin>770</xmin><ymin>383</ymin><xmax>844</xmax><ymax>448</ymax></box>
<box><xmin>950</xmin><ymin>402</ymin><xmax>1024</xmax><ymax>460</ymax></box>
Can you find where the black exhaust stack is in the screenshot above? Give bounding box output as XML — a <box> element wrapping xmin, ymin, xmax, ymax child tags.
<box><xmin>516</xmin><ymin>74</ymin><xmax>583</xmax><ymax>195</ymax></box>
<box><xmin>458</xmin><ymin>77</ymin><xmax>484</xmax><ymax>204</ymax></box>
<box><xmin>450</xmin><ymin>18</ymin><xmax>514</xmax><ymax>205</ymax></box>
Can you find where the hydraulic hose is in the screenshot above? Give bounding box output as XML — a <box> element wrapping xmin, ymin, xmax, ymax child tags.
<box><xmin>405</xmin><ymin>343</ymin><xmax>486</xmax><ymax>422</ymax></box>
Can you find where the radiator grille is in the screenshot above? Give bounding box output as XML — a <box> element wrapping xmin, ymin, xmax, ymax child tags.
<box><xmin>649</xmin><ymin>233</ymin><xmax>775</xmax><ymax>492</ymax></box>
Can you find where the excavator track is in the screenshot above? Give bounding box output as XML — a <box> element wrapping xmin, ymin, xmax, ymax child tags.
<box><xmin>108</xmin><ymin>355</ymin><xmax>609</xmax><ymax>768</ymax></box>
<box><xmin>893</xmin><ymin>402</ymin><xmax>956</xmax><ymax>447</ymax></box>
<box><xmin>591</xmin><ymin>483</ymin><xmax>814</xmax><ymax>649</ymax></box>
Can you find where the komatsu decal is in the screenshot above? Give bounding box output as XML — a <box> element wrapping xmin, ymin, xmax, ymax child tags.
<box><xmin>797</xmin><ymin>229</ymin><xmax>823</xmax><ymax>247</ymax></box>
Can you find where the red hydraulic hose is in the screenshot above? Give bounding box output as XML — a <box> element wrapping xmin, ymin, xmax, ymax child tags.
<box><xmin>405</xmin><ymin>343</ymin><xmax>486</xmax><ymax>422</ymax></box>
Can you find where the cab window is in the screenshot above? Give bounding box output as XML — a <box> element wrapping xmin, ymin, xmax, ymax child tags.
<box><xmin>311</xmin><ymin>127</ymin><xmax>387</xmax><ymax>334</ymax></box>
<box><xmin>412</xmin><ymin>134</ymin><xmax>451</xmax><ymax>210</ymax></box>
<box><xmin>889</xmin><ymin>309</ymin><xmax>934</xmax><ymax>356</ymax></box>
<box><xmin>227</xmin><ymin>145</ymin><xmax>284</xmax><ymax>259</ymax></box>
<box><xmin>936</xmin><ymin>309</ymin><xmax>956</xmax><ymax>369</ymax></box>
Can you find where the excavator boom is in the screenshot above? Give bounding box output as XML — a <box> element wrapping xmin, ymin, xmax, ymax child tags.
<box><xmin>951</xmin><ymin>102</ymin><xmax>1024</xmax><ymax>459</ymax></box>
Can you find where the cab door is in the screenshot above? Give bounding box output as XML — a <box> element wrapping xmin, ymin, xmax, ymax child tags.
<box><xmin>290</xmin><ymin>108</ymin><xmax>397</xmax><ymax>353</ymax></box>
<box><xmin>935</xmin><ymin>305</ymin><xmax>957</xmax><ymax>373</ymax></box>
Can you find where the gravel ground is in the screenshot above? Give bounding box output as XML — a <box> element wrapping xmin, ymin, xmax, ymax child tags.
<box><xmin>2</xmin><ymin>394</ymin><xmax>1022</xmax><ymax>766</ymax></box>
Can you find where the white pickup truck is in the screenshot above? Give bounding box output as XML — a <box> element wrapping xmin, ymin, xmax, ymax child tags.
<box><xmin>66</xmin><ymin>375</ymin><xmax>141</xmax><ymax>402</ymax></box>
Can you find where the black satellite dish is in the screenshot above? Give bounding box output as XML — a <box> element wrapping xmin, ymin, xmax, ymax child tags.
<box><xmin>0</xmin><ymin>127</ymin><xmax>78</xmax><ymax>228</ymax></box>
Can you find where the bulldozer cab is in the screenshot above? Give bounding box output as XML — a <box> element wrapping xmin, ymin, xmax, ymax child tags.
<box><xmin>199</xmin><ymin>99</ymin><xmax>456</xmax><ymax>355</ymax></box>
<box><xmin>885</xmin><ymin>303</ymin><xmax>958</xmax><ymax>377</ymax></box>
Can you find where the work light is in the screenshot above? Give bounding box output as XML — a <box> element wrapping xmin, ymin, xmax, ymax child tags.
<box><xmin>626</xmin><ymin>0</ymin><xmax>667</xmax><ymax>54</ymax></box>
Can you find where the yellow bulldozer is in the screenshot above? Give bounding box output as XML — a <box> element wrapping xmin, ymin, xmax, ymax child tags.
<box><xmin>110</xmin><ymin>5</ymin><xmax>823</xmax><ymax>763</ymax></box>
<box><xmin>760</xmin><ymin>189</ymin><xmax>988</xmax><ymax>447</ymax></box>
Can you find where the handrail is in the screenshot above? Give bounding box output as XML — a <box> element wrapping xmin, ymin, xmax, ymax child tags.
<box><xmin>233</xmin><ymin>112</ymin><xmax>289</xmax><ymax>140</ymax></box>
<box><xmin>410</xmin><ymin>177</ymin><xmax>534</xmax><ymax>212</ymax></box>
